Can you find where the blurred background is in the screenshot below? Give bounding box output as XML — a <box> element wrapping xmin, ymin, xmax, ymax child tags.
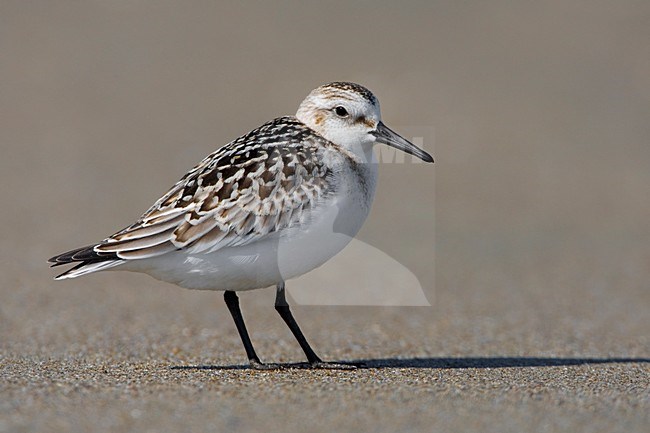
<box><xmin>0</xmin><ymin>0</ymin><xmax>650</xmax><ymax>431</ymax></box>
<box><xmin>0</xmin><ymin>0</ymin><xmax>648</xmax><ymax>430</ymax></box>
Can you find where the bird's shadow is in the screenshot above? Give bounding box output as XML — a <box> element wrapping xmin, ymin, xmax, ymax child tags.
<box><xmin>170</xmin><ymin>356</ymin><xmax>650</xmax><ymax>371</ymax></box>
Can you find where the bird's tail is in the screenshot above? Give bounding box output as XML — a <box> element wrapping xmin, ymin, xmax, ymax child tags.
<box><xmin>48</xmin><ymin>245</ymin><xmax>124</xmax><ymax>280</ymax></box>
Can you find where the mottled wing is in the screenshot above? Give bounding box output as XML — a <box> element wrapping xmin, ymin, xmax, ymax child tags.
<box><xmin>93</xmin><ymin>117</ymin><xmax>334</xmax><ymax>260</ymax></box>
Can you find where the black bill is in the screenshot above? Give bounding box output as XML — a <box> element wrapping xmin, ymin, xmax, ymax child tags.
<box><xmin>370</xmin><ymin>122</ymin><xmax>433</xmax><ymax>163</ymax></box>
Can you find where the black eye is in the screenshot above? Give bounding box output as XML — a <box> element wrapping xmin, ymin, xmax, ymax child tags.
<box><xmin>334</xmin><ymin>106</ymin><xmax>349</xmax><ymax>117</ymax></box>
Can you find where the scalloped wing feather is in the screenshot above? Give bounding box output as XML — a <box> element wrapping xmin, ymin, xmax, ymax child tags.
<box><xmin>90</xmin><ymin>117</ymin><xmax>336</xmax><ymax>260</ymax></box>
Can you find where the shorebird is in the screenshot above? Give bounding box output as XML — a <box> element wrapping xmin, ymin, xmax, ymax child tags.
<box><xmin>49</xmin><ymin>82</ymin><xmax>434</xmax><ymax>369</ymax></box>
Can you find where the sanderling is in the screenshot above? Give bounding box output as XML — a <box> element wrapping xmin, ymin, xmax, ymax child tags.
<box><xmin>49</xmin><ymin>82</ymin><xmax>434</xmax><ymax>369</ymax></box>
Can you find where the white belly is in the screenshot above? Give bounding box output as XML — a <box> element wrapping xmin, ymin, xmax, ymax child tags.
<box><xmin>124</xmin><ymin>161</ymin><xmax>377</xmax><ymax>291</ymax></box>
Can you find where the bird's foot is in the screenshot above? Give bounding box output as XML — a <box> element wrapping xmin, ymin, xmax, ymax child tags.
<box><xmin>309</xmin><ymin>361</ymin><xmax>360</xmax><ymax>370</ymax></box>
<box><xmin>249</xmin><ymin>360</ymin><xmax>282</xmax><ymax>370</ymax></box>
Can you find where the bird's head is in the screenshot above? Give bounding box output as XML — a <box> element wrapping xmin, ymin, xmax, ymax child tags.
<box><xmin>296</xmin><ymin>82</ymin><xmax>433</xmax><ymax>163</ymax></box>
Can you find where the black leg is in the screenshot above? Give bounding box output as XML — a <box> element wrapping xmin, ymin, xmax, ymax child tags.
<box><xmin>274</xmin><ymin>283</ymin><xmax>356</xmax><ymax>369</ymax></box>
<box><xmin>274</xmin><ymin>283</ymin><xmax>323</xmax><ymax>364</ymax></box>
<box><xmin>223</xmin><ymin>290</ymin><xmax>270</xmax><ymax>369</ymax></box>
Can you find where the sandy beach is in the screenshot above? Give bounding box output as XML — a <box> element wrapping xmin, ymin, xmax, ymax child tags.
<box><xmin>1</xmin><ymin>1</ymin><xmax>648</xmax><ymax>432</ymax></box>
